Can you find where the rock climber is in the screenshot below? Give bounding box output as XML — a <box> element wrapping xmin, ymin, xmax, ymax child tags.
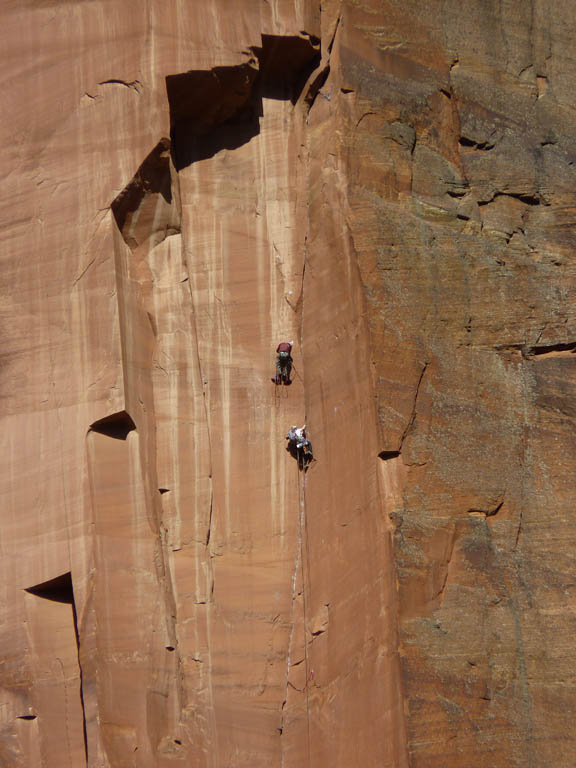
<box><xmin>275</xmin><ymin>340</ymin><xmax>294</xmax><ymax>385</ymax></box>
<box><xmin>286</xmin><ymin>424</ymin><xmax>313</xmax><ymax>469</ymax></box>
<box><xmin>286</xmin><ymin>424</ymin><xmax>305</xmax><ymax>446</ymax></box>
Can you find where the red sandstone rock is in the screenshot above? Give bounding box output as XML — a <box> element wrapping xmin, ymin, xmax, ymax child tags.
<box><xmin>1</xmin><ymin>1</ymin><xmax>576</xmax><ymax>766</ymax></box>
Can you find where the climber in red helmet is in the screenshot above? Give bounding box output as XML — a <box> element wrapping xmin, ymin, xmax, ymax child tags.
<box><xmin>274</xmin><ymin>340</ymin><xmax>294</xmax><ymax>385</ymax></box>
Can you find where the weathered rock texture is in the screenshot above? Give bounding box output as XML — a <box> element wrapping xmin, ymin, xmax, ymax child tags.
<box><xmin>1</xmin><ymin>0</ymin><xmax>575</xmax><ymax>766</ymax></box>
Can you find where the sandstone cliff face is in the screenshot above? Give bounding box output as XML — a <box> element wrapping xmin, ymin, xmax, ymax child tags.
<box><xmin>1</xmin><ymin>1</ymin><xmax>575</xmax><ymax>766</ymax></box>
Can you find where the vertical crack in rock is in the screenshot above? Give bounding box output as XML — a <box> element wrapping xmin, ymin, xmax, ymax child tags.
<box><xmin>515</xmin><ymin>500</ymin><xmax>524</xmax><ymax>550</ymax></box>
<box><xmin>398</xmin><ymin>361</ymin><xmax>428</xmax><ymax>452</ymax></box>
<box><xmin>25</xmin><ymin>573</ymin><xmax>88</xmax><ymax>764</ymax></box>
<box><xmin>298</xmin><ymin>470</ymin><xmax>313</xmax><ymax>767</ymax></box>
<box><xmin>71</xmin><ymin>588</ymin><xmax>88</xmax><ymax>765</ymax></box>
<box><xmin>435</xmin><ymin>527</ymin><xmax>458</xmax><ymax>603</ymax></box>
<box><xmin>280</xmin><ymin>531</ymin><xmax>302</xmax><ymax>754</ymax></box>
<box><xmin>292</xmin><ymin>246</ymin><xmax>307</xmax><ymax>320</ymax></box>
<box><xmin>179</xmin><ymin>268</ymin><xmax>213</xmax><ymax>478</ymax></box>
<box><xmin>303</xmin><ymin>17</ymin><xmax>339</xmax><ymax>111</ymax></box>
<box><xmin>205</xmin><ymin>491</ymin><xmax>213</xmax><ymax>548</ymax></box>
<box><xmin>304</xmin><ymin>66</ymin><xmax>329</xmax><ymax>111</ymax></box>
<box><xmin>327</xmin><ymin>15</ymin><xmax>341</xmax><ymax>54</ymax></box>
<box><xmin>299</xmin><ymin>190</ymin><xmax>313</xmax><ymax>762</ymax></box>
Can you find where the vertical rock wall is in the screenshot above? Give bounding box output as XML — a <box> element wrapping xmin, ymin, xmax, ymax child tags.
<box><xmin>1</xmin><ymin>1</ymin><xmax>575</xmax><ymax>767</ymax></box>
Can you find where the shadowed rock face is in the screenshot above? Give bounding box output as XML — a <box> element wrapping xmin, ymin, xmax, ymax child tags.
<box><xmin>166</xmin><ymin>36</ymin><xmax>320</xmax><ymax>169</ymax></box>
<box><xmin>1</xmin><ymin>1</ymin><xmax>576</xmax><ymax>767</ymax></box>
<box><xmin>111</xmin><ymin>139</ymin><xmax>177</xmax><ymax>250</ymax></box>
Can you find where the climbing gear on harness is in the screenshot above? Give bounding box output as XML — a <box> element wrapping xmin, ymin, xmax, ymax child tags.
<box><xmin>286</xmin><ymin>425</ymin><xmax>313</xmax><ymax>470</ymax></box>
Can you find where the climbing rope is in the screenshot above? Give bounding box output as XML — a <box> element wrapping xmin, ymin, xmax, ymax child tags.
<box><xmin>298</xmin><ymin>463</ymin><xmax>312</xmax><ymax>766</ymax></box>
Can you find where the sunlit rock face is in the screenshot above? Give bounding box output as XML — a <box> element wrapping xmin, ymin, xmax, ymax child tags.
<box><xmin>1</xmin><ymin>1</ymin><xmax>575</xmax><ymax>766</ymax></box>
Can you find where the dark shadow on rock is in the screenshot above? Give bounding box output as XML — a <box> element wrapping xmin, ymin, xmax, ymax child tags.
<box><xmin>305</xmin><ymin>65</ymin><xmax>330</xmax><ymax>110</ymax></box>
<box><xmin>252</xmin><ymin>34</ymin><xmax>321</xmax><ymax>103</ymax></box>
<box><xmin>25</xmin><ymin>572</ymin><xmax>74</xmax><ymax>604</ymax></box>
<box><xmin>90</xmin><ymin>410</ymin><xmax>136</xmax><ymax>440</ymax></box>
<box><xmin>171</xmin><ymin>100</ymin><xmax>262</xmax><ymax>168</ymax></box>
<box><xmin>166</xmin><ymin>63</ymin><xmax>259</xmax><ymax>170</ymax></box>
<box><xmin>111</xmin><ymin>138</ymin><xmax>180</xmax><ymax>250</ymax></box>
<box><xmin>166</xmin><ymin>34</ymin><xmax>321</xmax><ymax>171</ymax></box>
<box><xmin>379</xmin><ymin>450</ymin><xmax>400</xmax><ymax>461</ymax></box>
<box><xmin>111</xmin><ymin>138</ymin><xmax>172</xmax><ymax>232</ymax></box>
